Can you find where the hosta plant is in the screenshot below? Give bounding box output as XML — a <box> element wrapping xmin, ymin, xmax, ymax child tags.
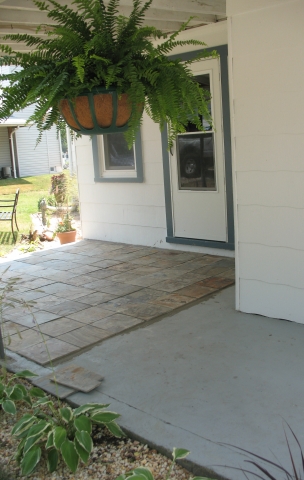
<box><xmin>0</xmin><ymin>0</ymin><xmax>216</xmax><ymax>147</ymax></box>
<box><xmin>0</xmin><ymin>370</ymin><xmax>40</xmax><ymax>415</ymax></box>
<box><xmin>13</xmin><ymin>400</ymin><xmax>124</xmax><ymax>476</ymax></box>
<box><xmin>116</xmin><ymin>447</ymin><xmax>213</xmax><ymax>480</ymax></box>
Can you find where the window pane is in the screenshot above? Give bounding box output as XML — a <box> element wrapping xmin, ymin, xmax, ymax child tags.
<box><xmin>177</xmin><ymin>133</ymin><xmax>216</xmax><ymax>190</ymax></box>
<box><xmin>185</xmin><ymin>73</ymin><xmax>212</xmax><ymax>133</ymax></box>
<box><xmin>104</xmin><ymin>133</ymin><xmax>135</xmax><ymax>170</ymax></box>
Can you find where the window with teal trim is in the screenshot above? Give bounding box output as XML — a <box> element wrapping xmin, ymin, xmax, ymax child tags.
<box><xmin>92</xmin><ymin>131</ymin><xmax>143</xmax><ymax>183</ymax></box>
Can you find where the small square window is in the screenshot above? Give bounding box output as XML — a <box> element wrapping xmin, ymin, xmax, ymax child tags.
<box><xmin>92</xmin><ymin>131</ymin><xmax>143</xmax><ymax>182</ymax></box>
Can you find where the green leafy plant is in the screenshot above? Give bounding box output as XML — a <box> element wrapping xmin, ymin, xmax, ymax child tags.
<box><xmin>50</xmin><ymin>173</ymin><xmax>68</xmax><ymax>205</ymax></box>
<box><xmin>0</xmin><ymin>369</ymin><xmax>40</xmax><ymax>415</ymax></box>
<box><xmin>13</xmin><ymin>401</ymin><xmax>124</xmax><ymax>476</ymax></box>
<box><xmin>116</xmin><ymin>447</ymin><xmax>213</xmax><ymax>480</ymax></box>
<box><xmin>38</xmin><ymin>195</ymin><xmax>57</xmax><ymax>211</ymax></box>
<box><xmin>0</xmin><ymin>0</ymin><xmax>216</xmax><ymax>147</ymax></box>
<box><xmin>55</xmin><ymin>212</ymin><xmax>75</xmax><ymax>233</ymax></box>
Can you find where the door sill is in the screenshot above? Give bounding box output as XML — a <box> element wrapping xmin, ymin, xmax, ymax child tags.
<box><xmin>166</xmin><ymin>236</ymin><xmax>235</xmax><ymax>250</ymax></box>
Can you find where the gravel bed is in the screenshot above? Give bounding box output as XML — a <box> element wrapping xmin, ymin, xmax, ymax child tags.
<box><xmin>0</xmin><ymin>375</ymin><xmax>192</xmax><ymax>480</ymax></box>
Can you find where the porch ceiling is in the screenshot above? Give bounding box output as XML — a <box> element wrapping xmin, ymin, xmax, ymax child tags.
<box><xmin>0</xmin><ymin>0</ymin><xmax>226</xmax><ymax>51</ymax></box>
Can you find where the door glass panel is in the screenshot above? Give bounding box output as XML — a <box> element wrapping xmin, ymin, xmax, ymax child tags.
<box><xmin>177</xmin><ymin>73</ymin><xmax>216</xmax><ymax>191</ymax></box>
<box><xmin>177</xmin><ymin>133</ymin><xmax>216</xmax><ymax>190</ymax></box>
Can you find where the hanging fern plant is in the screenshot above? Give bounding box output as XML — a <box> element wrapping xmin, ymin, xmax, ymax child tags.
<box><xmin>0</xmin><ymin>0</ymin><xmax>217</xmax><ymax>147</ymax></box>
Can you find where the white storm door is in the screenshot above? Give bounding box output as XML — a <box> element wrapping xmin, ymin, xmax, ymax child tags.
<box><xmin>170</xmin><ymin>57</ymin><xmax>227</xmax><ymax>242</ymax></box>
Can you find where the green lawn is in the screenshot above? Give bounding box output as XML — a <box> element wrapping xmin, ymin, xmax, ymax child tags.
<box><xmin>0</xmin><ymin>174</ymin><xmax>53</xmax><ymax>257</ymax></box>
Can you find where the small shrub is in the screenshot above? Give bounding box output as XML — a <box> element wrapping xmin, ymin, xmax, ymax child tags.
<box><xmin>13</xmin><ymin>401</ymin><xmax>124</xmax><ymax>476</ymax></box>
<box><xmin>116</xmin><ymin>448</ymin><xmax>212</xmax><ymax>480</ymax></box>
<box><xmin>0</xmin><ymin>369</ymin><xmax>43</xmax><ymax>415</ymax></box>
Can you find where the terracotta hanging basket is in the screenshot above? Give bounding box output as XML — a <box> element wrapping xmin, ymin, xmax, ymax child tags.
<box><xmin>58</xmin><ymin>88</ymin><xmax>133</xmax><ymax>135</ymax></box>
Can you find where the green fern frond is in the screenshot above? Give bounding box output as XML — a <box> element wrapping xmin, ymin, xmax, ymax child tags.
<box><xmin>0</xmin><ymin>0</ymin><xmax>216</xmax><ymax>146</ymax></box>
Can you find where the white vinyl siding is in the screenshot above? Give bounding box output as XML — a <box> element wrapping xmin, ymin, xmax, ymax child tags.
<box><xmin>227</xmin><ymin>0</ymin><xmax>304</xmax><ymax>322</ymax></box>
<box><xmin>0</xmin><ymin>128</ymin><xmax>11</xmax><ymax>170</ymax></box>
<box><xmin>15</xmin><ymin>125</ymin><xmax>61</xmax><ymax>177</ymax></box>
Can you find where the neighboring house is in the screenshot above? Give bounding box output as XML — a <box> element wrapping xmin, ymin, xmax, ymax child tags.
<box><xmin>0</xmin><ymin>0</ymin><xmax>303</xmax><ymax>325</ymax></box>
<box><xmin>0</xmin><ymin>67</ymin><xmax>63</xmax><ymax>177</ymax></box>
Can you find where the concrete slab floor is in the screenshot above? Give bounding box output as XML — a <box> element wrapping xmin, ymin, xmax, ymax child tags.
<box><xmin>60</xmin><ymin>286</ymin><xmax>304</xmax><ymax>480</ymax></box>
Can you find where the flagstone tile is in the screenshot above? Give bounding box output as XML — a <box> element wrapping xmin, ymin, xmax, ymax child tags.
<box><xmin>62</xmin><ymin>274</ymin><xmax>102</xmax><ymax>286</ymax></box>
<box><xmin>92</xmin><ymin>282</ymin><xmax>142</xmax><ymax>296</ymax></box>
<box><xmin>212</xmin><ymin>259</ymin><xmax>235</xmax><ymax>268</ymax></box>
<box><xmin>67</xmin><ymin>306</ymin><xmax>115</xmax><ymax>323</ymax></box>
<box><xmin>15</xmin><ymin>277</ymin><xmax>56</xmax><ymax>290</ymax></box>
<box><xmin>31</xmin><ymin>282</ymin><xmax>73</xmax><ymax>296</ymax></box>
<box><xmin>173</xmin><ymin>284</ymin><xmax>216</xmax><ymax>299</ymax></box>
<box><xmin>18</xmin><ymin>339</ymin><xmax>80</xmax><ymax>366</ymax></box>
<box><xmin>67</xmin><ymin>265</ymin><xmax>103</xmax><ymax>275</ymax></box>
<box><xmin>107</xmin><ymin>272</ymin><xmax>141</xmax><ymax>283</ymax></box>
<box><xmin>2</xmin><ymin>321</ymin><xmax>28</xmax><ymax>338</ymax></box>
<box><xmin>92</xmin><ymin>313</ymin><xmax>143</xmax><ymax>333</ymax></box>
<box><xmin>57</xmin><ymin>325</ymin><xmax>110</xmax><ymax>348</ymax></box>
<box><xmin>107</xmin><ymin>263</ymin><xmax>138</xmax><ymax>273</ymax></box>
<box><xmin>82</xmin><ymin>279</ymin><xmax>118</xmax><ymax>290</ymax></box>
<box><xmin>33</xmin><ymin>376</ymin><xmax>76</xmax><ymax>399</ymax></box>
<box><xmin>54</xmin><ymin>286</ymin><xmax>97</xmax><ymax>300</ymax></box>
<box><xmin>220</xmin><ymin>268</ymin><xmax>235</xmax><ymax>279</ymax></box>
<box><xmin>151</xmin><ymin>293</ymin><xmax>194</xmax><ymax>309</ymax></box>
<box><xmin>78</xmin><ymin>292</ymin><xmax>118</xmax><ymax>306</ymax></box>
<box><xmin>118</xmin><ymin>302</ymin><xmax>172</xmax><ymax>320</ymax></box>
<box><xmin>123</xmin><ymin>288</ymin><xmax>164</xmax><ymax>304</ymax></box>
<box><xmin>193</xmin><ymin>265</ymin><xmax>230</xmax><ymax>277</ymax></box>
<box><xmin>91</xmin><ymin>259</ymin><xmax>123</xmax><ymax>268</ymax></box>
<box><xmin>101</xmin><ymin>297</ymin><xmax>134</xmax><ymax>312</ymax></box>
<box><xmin>37</xmin><ymin>317</ymin><xmax>84</xmax><ymax>336</ymax></box>
<box><xmin>15</xmin><ymin>289</ymin><xmax>49</xmax><ymax>302</ymax></box>
<box><xmin>6</xmin><ymin>329</ymin><xmax>51</xmax><ymax>352</ymax></box>
<box><xmin>42</xmin><ymin>300</ymin><xmax>89</xmax><ymax>316</ymax></box>
<box><xmin>7</xmin><ymin>310</ymin><xmax>61</xmax><ymax>327</ymax></box>
<box><xmin>29</xmin><ymin>268</ymin><xmax>63</xmax><ymax>278</ymax></box>
<box><xmin>32</xmin><ymin>295</ymin><xmax>66</xmax><ymax>310</ymax></box>
<box><xmin>149</xmin><ymin>278</ymin><xmax>195</xmax><ymax>293</ymax></box>
<box><xmin>128</xmin><ymin>266</ymin><xmax>163</xmax><ymax>275</ymax></box>
<box><xmin>42</xmin><ymin>271</ymin><xmax>82</xmax><ymax>283</ymax></box>
<box><xmin>86</xmin><ymin>269</ymin><xmax>120</xmax><ymax>280</ymax></box>
<box><xmin>197</xmin><ymin>276</ymin><xmax>235</xmax><ymax>289</ymax></box>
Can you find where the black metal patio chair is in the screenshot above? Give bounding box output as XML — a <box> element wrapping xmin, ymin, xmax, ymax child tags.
<box><xmin>0</xmin><ymin>189</ymin><xmax>20</xmax><ymax>242</ymax></box>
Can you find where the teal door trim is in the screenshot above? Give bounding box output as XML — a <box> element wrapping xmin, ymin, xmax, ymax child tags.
<box><xmin>161</xmin><ymin>44</ymin><xmax>235</xmax><ymax>251</ymax></box>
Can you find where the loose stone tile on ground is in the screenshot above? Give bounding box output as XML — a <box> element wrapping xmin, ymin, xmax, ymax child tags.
<box><xmin>49</xmin><ymin>363</ymin><xmax>104</xmax><ymax>392</ymax></box>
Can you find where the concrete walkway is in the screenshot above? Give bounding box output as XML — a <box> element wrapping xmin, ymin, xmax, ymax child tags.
<box><xmin>7</xmin><ymin>284</ymin><xmax>304</xmax><ymax>480</ymax></box>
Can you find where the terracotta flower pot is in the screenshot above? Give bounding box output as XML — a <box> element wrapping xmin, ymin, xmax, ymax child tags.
<box><xmin>56</xmin><ymin>230</ymin><xmax>77</xmax><ymax>245</ymax></box>
<box><xmin>58</xmin><ymin>88</ymin><xmax>133</xmax><ymax>135</ymax></box>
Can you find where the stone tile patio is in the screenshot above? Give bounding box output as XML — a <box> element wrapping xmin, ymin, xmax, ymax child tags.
<box><xmin>1</xmin><ymin>240</ymin><xmax>235</xmax><ymax>366</ymax></box>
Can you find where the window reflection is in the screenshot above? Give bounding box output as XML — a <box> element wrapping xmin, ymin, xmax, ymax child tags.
<box><xmin>103</xmin><ymin>133</ymin><xmax>135</xmax><ymax>170</ymax></box>
<box><xmin>177</xmin><ymin>133</ymin><xmax>216</xmax><ymax>190</ymax></box>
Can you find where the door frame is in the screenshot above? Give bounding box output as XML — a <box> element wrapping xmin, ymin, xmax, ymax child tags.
<box><xmin>161</xmin><ymin>45</ymin><xmax>234</xmax><ymax>251</ymax></box>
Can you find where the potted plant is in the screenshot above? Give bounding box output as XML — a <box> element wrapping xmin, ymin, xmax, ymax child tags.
<box><xmin>0</xmin><ymin>0</ymin><xmax>216</xmax><ymax>148</ymax></box>
<box><xmin>55</xmin><ymin>213</ymin><xmax>77</xmax><ymax>244</ymax></box>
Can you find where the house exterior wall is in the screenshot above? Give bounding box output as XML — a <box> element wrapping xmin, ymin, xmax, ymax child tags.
<box><xmin>0</xmin><ymin>128</ymin><xmax>11</xmax><ymax>170</ymax></box>
<box><xmin>76</xmin><ymin>22</ymin><xmax>234</xmax><ymax>255</ymax></box>
<box><xmin>227</xmin><ymin>0</ymin><xmax>304</xmax><ymax>322</ymax></box>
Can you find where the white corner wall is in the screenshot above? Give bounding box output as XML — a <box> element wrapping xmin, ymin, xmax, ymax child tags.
<box><xmin>76</xmin><ymin>114</ymin><xmax>168</xmax><ymax>248</ymax></box>
<box><xmin>227</xmin><ymin>0</ymin><xmax>304</xmax><ymax>322</ymax></box>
